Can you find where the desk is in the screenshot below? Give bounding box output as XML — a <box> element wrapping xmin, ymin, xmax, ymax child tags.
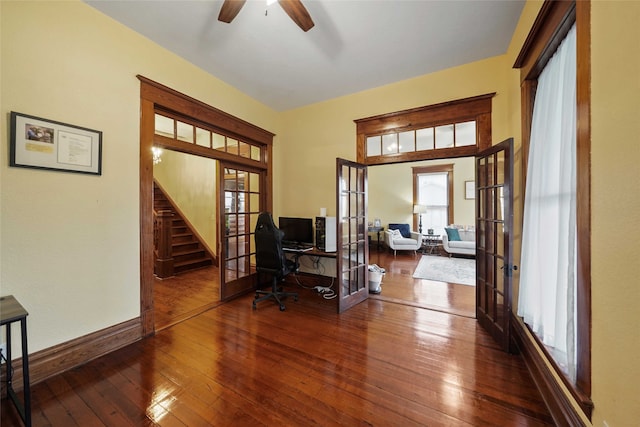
<box><xmin>303</xmin><ymin>247</ymin><xmax>336</xmax><ymax>259</ymax></box>
<box><xmin>284</xmin><ymin>247</ymin><xmax>337</xmax><ymax>280</ymax></box>
<box><xmin>283</xmin><ymin>246</ymin><xmax>336</xmax><ymax>258</ymax></box>
<box><xmin>1</xmin><ymin>295</ymin><xmax>31</xmax><ymax>427</ymax></box>
<box><xmin>368</xmin><ymin>227</ymin><xmax>384</xmax><ymax>251</ymax></box>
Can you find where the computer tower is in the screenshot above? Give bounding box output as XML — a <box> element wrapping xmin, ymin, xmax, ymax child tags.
<box><xmin>315</xmin><ymin>216</ymin><xmax>337</xmax><ymax>252</ymax></box>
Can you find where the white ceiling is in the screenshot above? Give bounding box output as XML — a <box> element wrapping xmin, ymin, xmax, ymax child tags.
<box><xmin>85</xmin><ymin>0</ymin><xmax>525</xmax><ymax>111</ymax></box>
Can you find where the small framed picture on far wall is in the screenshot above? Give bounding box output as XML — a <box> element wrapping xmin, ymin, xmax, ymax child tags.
<box><xmin>465</xmin><ymin>180</ymin><xmax>475</xmax><ymax>200</ymax></box>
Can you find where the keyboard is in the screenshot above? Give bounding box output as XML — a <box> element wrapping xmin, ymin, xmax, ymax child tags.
<box><xmin>283</xmin><ymin>243</ymin><xmax>314</xmax><ymax>252</ymax></box>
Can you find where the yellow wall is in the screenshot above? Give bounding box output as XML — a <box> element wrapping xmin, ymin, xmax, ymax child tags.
<box><xmin>276</xmin><ymin>54</ymin><xmax>512</xmax><ymax>219</ymax></box>
<box><xmin>153</xmin><ymin>151</ymin><xmax>218</xmax><ymax>255</ymax></box>
<box><xmin>590</xmin><ymin>1</ymin><xmax>640</xmax><ymax>426</ymax></box>
<box><xmin>2</xmin><ymin>1</ymin><xmax>640</xmax><ymax>426</ymax></box>
<box><xmin>0</xmin><ymin>0</ymin><xmax>278</xmax><ymax>352</ymax></box>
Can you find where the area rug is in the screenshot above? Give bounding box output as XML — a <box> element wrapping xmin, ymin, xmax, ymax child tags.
<box><xmin>412</xmin><ymin>255</ymin><xmax>476</xmax><ymax>286</ymax></box>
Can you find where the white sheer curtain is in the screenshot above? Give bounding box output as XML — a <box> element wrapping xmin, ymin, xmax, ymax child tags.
<box><xmin>418</xmin><ymin>172</ymin><xmax>448</xmax><ymax>236</ymax></box>
<box><xmin>517</xmin><ymin>25</ymin><xmax>577</xmax><ymax>382</ymax></box>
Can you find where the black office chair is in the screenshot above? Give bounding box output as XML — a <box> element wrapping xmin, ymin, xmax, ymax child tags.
<box><xmin>253</xmin><ymin>212</ymin><xmax>299</xmax><ymax>311</ymax></box>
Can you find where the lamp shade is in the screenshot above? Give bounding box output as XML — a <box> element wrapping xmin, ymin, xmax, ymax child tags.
<box><xmin>413</xmin><ymin>204</ymin><xmax>428</xmax><ymax>214</ymax></box>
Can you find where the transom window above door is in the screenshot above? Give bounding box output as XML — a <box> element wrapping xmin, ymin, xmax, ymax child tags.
<box><xmin>355</xmin><ymin>93</ymin><xmax>494</xmax><ymax>166</ymax></box>
<box><xmin>154</xmin><ymin>112</ymin><xmax>263</xmax><ymax>162</ymax></box>
<box><xmin>366</xmin><ymin>120</ymin><xmax>477</xmax><ymax>157</ymax></box>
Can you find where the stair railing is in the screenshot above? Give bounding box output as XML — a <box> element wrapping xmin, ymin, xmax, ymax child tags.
<box><xmin>154</xmin><ymin>209</ymin><xmax>175</xmax><ymax>278</ymax></box>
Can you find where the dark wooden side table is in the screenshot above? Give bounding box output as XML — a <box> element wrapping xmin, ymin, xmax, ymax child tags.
<box><xmin>368</xmin><ymin>226</ymin><xmax>384</xmax><ymax>251</ymax></box>
<box><xmin>1</xmin><ymin>295</ymin><xmax>31</xmax><ymax>427</ymax></box>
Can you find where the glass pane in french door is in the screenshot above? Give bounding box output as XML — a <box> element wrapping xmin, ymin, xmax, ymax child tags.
<box><xmin>475</xmin><ymin>138</ymin><xmax>514</xmax><ymax>352</ymax></box>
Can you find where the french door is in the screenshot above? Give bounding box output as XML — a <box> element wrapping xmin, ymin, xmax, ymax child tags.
<box><xmin>475</xmin><ymin>138</ymin><xmax>515</xmax><ymax>352</ymax></box>
<box><xmin>219</xmin><ymin>163</ymin><xmax>265</xmax><ymax>300</ymax></box>
<box><xmin>336</xmin><ymin>158</ymin><xmax>369</xmax><ymax>313</ymax></box>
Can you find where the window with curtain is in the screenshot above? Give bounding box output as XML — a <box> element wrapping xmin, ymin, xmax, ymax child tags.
<box><xmin>418</xmin><ymin>173</ymin><xmax>448</xmax><ymax>236</ymax></box>
<box><xmin>517</xmin><ymin>25</ymin><xmax>577</xmax><ymax>382</ymax></box>
<box><xmin>413</xmin><ymin>164</ymin><xmax>453</xmax><ymax>237</ymax></box>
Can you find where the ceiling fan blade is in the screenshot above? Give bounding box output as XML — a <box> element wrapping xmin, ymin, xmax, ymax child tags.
<box><xmin>218</xmin><ymin>0</ymin><xmax>246</xmax><ymax>23</ymax></box>
<box><xmin>278</xmin><ymin>0</ymin><xmax>315</xmax><ymax>32</ymax></box>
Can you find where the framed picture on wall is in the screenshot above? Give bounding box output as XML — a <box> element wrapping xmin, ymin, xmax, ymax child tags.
<box><xmin>465</xmin><ymin>180</ymin><xmax>475</xmax><ymax>200</ymax></box>
<box><xmin>9</xmin><ymin>111</ymin><xmax>102</xmax><ymax>175</ymax></box>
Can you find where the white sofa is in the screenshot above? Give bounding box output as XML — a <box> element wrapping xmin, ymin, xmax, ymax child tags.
<box><xmin>442</xmin><ymin>229</ymin><xmax>476</xmax><ymax>257</ymax></box>
<box><xmin>384</xmin><ymin>228</ymin><xmax>422</xmax><ymax>256</ymax></box>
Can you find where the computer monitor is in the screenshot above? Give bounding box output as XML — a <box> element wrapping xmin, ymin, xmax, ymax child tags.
<box><xmin>278</xmin><ymin>217</ymin><xmax>313</xmax><ymax>245</ymax></box>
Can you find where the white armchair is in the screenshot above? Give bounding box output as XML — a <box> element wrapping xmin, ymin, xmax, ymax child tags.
<box><xmin>384</xmin><ymin>228</ymin><xmax>422</xmax><ymax>256</ymax></box>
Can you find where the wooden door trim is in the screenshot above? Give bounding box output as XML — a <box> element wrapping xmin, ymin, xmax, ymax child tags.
<box><xmin>355</xmin><ymin>94</ymin><xmax>495</xmax><ymax>165</ymax></box>
<box><xmin>139</xmin><ymin>77</ymin><xmax>273</xmax><ymax>337</ymax></box>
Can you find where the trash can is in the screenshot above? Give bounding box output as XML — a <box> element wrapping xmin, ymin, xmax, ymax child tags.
<box><xmin>368</xmin><ymin>264</ymin><xmax>385</xmax><ymax>294</ymax></box>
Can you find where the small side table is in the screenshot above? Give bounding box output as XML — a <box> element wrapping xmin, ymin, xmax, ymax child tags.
<box><xmin>368</xmin><ymin>226</ymin><xmax>384</xmax><ymax>251</ymax></box>
<box><xmin>1</xmin><ymin>295</ymin><xmax>31</xmax><ymax>427</ymax></box>
<box><xmin>422</xmin><ymin>234</ymin><xmax>441</xmax><ymax>255</ymax></box>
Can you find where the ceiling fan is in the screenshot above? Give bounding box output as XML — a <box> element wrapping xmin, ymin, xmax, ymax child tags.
<box><xmin>218</xmin><ymin>0</ymin><xmax>315</xmax><ymax>32</ymax></box>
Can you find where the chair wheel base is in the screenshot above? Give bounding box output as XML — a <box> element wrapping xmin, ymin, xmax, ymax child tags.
<box><xmin>252</xmin><ymin>287</ymin><xmax>298</xmax><ymax>312</ymax></box>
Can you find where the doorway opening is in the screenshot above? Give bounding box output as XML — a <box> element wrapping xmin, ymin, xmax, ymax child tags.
<box><xmin>152</xmin><ymin>149</ymin><xmax>221</xmax><ymax>330</ymax></box>
<box><xmin>367</xmin><ymin>156</ymin><xmax>476</xmax><ymax>317</ymax></box>
<box><xmin>138</xmin><ymin>76</ymin><xmax>273</xmax><ymax>336</ymax></box>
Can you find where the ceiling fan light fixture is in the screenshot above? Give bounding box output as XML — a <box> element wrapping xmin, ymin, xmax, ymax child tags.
<box><xmin>218</xmin><ymin>0</ymin><xmax>314</xmax><ymax>32</ymax></box>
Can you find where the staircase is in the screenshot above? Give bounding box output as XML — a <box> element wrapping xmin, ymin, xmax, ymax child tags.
<box><xmin>153</xmin><ymin>182</ymin><xmax>213</xmax><ymax>276</ymax></box>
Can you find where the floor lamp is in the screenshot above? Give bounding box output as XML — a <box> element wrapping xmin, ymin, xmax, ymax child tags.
<box><xmin>413</xmin><ymin>204</ymin><xmax>428</xmax><ymax>234</ymax></box>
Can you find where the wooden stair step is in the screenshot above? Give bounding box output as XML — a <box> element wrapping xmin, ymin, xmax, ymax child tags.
<box><xmin>173</xmin><ymin>248</ymin><xmax>207</xmax><ymax>259</ymax></box>
<box><xmin>173</xmin><ymin>234</ymin><xmax>197</xmax><ymax>244</ymax></box>
<box><xmin>154</xmin><ymin>181</ymin><xmax>214</xmax><ymax>276</ymax></box>
<box><xmin>174</xmin><ymin>257</ymin><xmax>213</xmax><ymax>273</ymax></box>
<box><xmin>172</xmin><ymin>241</ymin><xmax>201</xmax><ymax>252</ymax></box>
<box><xmin>173</xmin><ymin>247</ymin><xmax>211</xmax><ymax>263</ymax></box>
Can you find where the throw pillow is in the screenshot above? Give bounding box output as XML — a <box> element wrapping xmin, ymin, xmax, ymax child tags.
<box><xmin>445</xmin><ymin>227</ymin><xmax>461</xmax><ymax>241</ymax></box>
<box><xmin>390</xmin><ymin>229</ymin><xmax>402</xmax><ymax>239</ymax></box>
<box><xmin>388</xmin><ymin>223</ymin><xmax>411</xmax><ymax>238</ymax></box>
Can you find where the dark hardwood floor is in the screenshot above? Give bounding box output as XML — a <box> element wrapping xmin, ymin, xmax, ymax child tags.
<box><xmin>1</xmin><ymin>249</ymin><xmax>553</xmax><ymax>426</ymax></box>
<box><xmin>368</xmin><ymin>249</ymin><xmax>476</xmax><ymax>318</ymax></box>
<box><xmin>154</xmin><ymin>266</ymin><xmax>221</xmax><ymax>330</ymax></box>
